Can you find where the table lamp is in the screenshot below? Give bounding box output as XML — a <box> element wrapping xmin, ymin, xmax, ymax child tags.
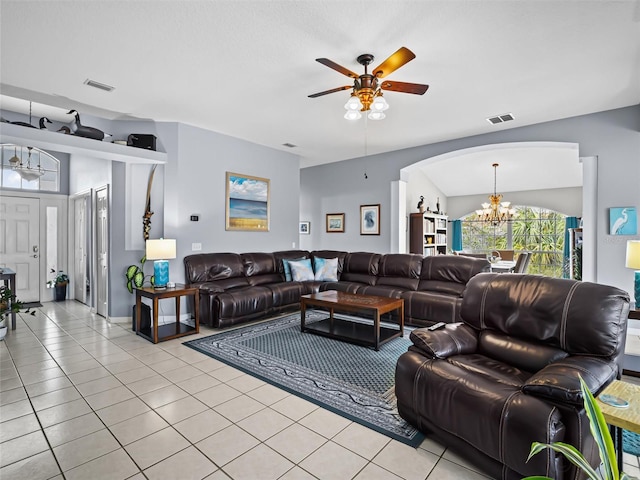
<box><xmin>625</xmin><ymin>240</ymin><xmax>640</xmax><ymax>307</ymax></box>
<box><xmin>146</xmin><ymin>238</ymin><xmax>176</xmax><ymax>289</ymax></box>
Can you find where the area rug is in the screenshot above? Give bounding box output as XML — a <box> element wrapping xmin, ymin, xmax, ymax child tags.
<box><xmin>183</xmin><ymin>311</ymin><xmax>424</xmax><ymax>447</ymax></box>
<box><xmin>623</xmin><ymin>429</ymin><xmax>640</xmax><ymax>456</ymax></box>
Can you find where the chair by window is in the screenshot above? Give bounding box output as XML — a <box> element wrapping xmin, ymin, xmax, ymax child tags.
<box><xmin>513</xmin><ymin>252</ymin><xmax>531</xmax><ymax>273</ymax></box>
<box><xmin>496</xmin><ymin>250</ymin><xmax>514</xmax><ymax>261</ymax></box>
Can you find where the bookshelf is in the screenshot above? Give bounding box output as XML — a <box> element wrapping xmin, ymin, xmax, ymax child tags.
<box><xmin>409</xmin><ymin>212</ymin><xmax>448</xmax><ymax>256</ymax></box>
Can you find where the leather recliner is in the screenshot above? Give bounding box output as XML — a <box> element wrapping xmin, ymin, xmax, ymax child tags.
<box><xmin>395</xmin><ymin>273</ymin><xmax>630</xmax><ymax>480</ymax></box>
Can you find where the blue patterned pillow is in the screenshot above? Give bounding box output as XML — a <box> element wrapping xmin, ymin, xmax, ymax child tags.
<box><xmin>288</xmin><ymin>258</ymin><xmax>314</xmax><ymax>282</ymax></box>
<box><xmin>282</xmin><ymin>257</ymin><xmax>306</xmax><ymax>282</ymax></box>
<box><xmin>313</xmin><ymin>257</ymin><xmax>338</xmax><ymax>282</ymax></box>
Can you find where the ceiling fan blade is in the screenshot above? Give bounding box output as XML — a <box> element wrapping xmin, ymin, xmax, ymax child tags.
<box><xmin>381</xmin><ymin>80</ymin><xmax>429</xmax><ymax>95</ymax></box>
<box><xmin>373</xmin><ymin>47</ymin><xmax>416</xmax><ymax>78</ymax></box>
<box><xmin>308</xmin><ymin>85</ymin><xmax>352</xmax><ymax>98</ymax></box>
<box><xmin>315</xmin><ymin>58</ymin><xmax>359</xmax><ymax>78</ymax></box>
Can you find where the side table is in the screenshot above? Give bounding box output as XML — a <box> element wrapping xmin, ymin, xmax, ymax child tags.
<box><xmin>597</xmin><ymin>380</ymin><xmax>640</xmax><ymax>472</ymax></box>
<box><xmin>0</xmin><ymin>268</ymin><xmax>17</xmax><ymax>330</ymax></box>
<box><xmin>135</xmin><ymin>284</ymin><xmax>199</xmax><ymax>344</ymax></box>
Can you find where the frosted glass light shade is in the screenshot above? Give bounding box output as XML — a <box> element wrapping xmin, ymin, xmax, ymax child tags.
<box><xmin>344</xmin><ymin>110</ymin><xmax>362</xmax><ymax>120</ymax></box>
<box><xmin>344</xmin><ymin>96</ymin><xmax>362</xmax><ymax>111</ymax></box>
<box><xmin>626</xmin><ymin>241</ymin><xmax>640</xmax><ymax>269</ymax></box>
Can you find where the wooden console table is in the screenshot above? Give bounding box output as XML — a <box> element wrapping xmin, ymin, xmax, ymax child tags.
<box><xmin>135</xmin><ymin>284</ymin><xmax>199</xmax><ymax>344</ymax></box>
<box><xmin>0</xmin><ymin>268</ymin><xmax>17</xmax><ymax>330</ymax></box>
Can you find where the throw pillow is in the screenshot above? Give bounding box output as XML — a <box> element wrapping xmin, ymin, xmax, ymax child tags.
<box><xmin>313</xmin><ymin>257</ymin><xmax>339</xmax><ymax>282</ymax></box>
<box><xmin>288</xmin><ymin>259</ymin><xmax>314</xmax><ymax>282</ymax></box>
<box><xmin>282</xmin><ymin>257</ymin><xmax>306</xmax><ymax>282</ymax></box>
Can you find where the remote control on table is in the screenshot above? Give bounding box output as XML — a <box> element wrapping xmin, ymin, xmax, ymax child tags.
<box><xmin>427</xmin><ymin>322</ymin><xmax>446</xmax><ymax>331</ymax></box>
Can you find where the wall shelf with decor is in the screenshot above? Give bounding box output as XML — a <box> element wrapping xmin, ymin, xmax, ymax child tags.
<box><xmin>409</xmin><ymin>212</ymin><xmax>448</xmax><ymax>256</ymax></box>
<box><xmin>0</xmin><ymin>122</ymin><xmax>167</xmax><ymax>165</ymax></box>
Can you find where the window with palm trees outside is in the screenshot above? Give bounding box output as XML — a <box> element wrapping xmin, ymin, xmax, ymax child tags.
<box><xmin>461</xmin><ymin>206</ymin><xmax>566</xmax><ymax>277</ymax></box>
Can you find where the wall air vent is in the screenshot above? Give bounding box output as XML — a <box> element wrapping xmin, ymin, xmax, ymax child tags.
<box><xmin>282</xmin><ymin>143</ymin><xmax>297</xmax><ymax>148</ymax></box>
<box><xmin>487</xmin><ymin>113</ymin><xmax>514</xmax><ymax>125</ymax></box>
<box><xmin>84</xmin><ymin>79</ymin><xmax>115</xmax><ymax>92</ymax></box>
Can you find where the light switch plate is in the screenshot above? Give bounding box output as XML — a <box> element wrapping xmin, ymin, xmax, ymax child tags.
<box><xmin>192</xmin><ymin>242</ymin><xmax>202</xmax><ymax>251</ymax></box>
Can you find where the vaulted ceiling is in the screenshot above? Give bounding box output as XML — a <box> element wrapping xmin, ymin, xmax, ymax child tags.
<box><xmin>1</xmin><ymin>0</ymin><xmax>639</xmax><ymax>174</ymax></box>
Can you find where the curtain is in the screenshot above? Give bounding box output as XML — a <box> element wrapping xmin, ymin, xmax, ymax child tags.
<box><xmin>452</xmin><ymin>220</ymin><xmax>463</xmax><ymax>252</ymax></box>
<box><xmin>562</xmin><ymin>216</ymin><xmax>579</xmax><ymax>278</ymax></box>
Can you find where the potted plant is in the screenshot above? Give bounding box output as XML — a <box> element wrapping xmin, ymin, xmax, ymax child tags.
<box><xmin>0</xmin><ymin>285</ymin><xmax>35</xmax><ymax>340</ymax></box>
<box><xmin>46</xmin><ymin>269</ymin><xmax>69</xmax><ymax>301</ymax></box>
<box><xmin>524</xmin><ymin>376</ymin><xmax>637</xmax><ymax>480</ymax></box>
<box><xmin>125</xmin><ymin>255</ymin><xmax>153</xmax><ymax>330</ymax></box>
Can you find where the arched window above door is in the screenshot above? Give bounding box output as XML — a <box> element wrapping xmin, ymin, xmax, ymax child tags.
<box><xmin>1</xmin><ymin>143</ymin><xmax>60</xmax><ymax>192</ymax></box>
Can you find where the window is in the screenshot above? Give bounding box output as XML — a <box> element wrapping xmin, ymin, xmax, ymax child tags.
<box><xmin>1</xmin><ymin>144</ymin><xmax>60</xmax><ymax>191</ymax></box>
<box><xmin>461</xmin><ymin>206</ymin><xmax>566</xmax><ymax>277</ymax></box>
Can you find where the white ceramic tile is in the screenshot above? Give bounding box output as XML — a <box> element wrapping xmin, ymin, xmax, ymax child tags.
<box><xmin>150</xmin><ymin>357</ymin><xmax>188</xmax><ymax>374</ymax></box>
<box><xmin>95</xmin><ymin>397</ymin><xmax>151</xmax><ymax>426</ymax></box>
<box><xmin>0</xmin><ymin>449</ymin><xmax>61</xmax><ymax>480</ymax></box>
<box><xmin>270</xmin><ymin>394</ymin><xmax>318</xmax><ymax>420</ymax></box>
<box><xmin>109</xmin><ymin>410</ymin><xmax>169</xmax><ymax>445</ymax></box>
<box><xmin>333</xmin><ymin>422</ymin><xmax>391</xmax><ymax>460</ymax></box>
<box><xmin>143</xmin><ymin>446</ymin><xmax>217</xmax><ymax>480</ymax></box>
<box><xmin>0</xmin><ymin>386</ymin><xmax>27</xmax><ymax>405</ymax></box>
<box><xmin>67</xmin><ymin>366</ymin><xmax>112</xmax><ymax>385</ymax></box>
<box><xmin>53</xmin><ymin>428</ymin><xmax>120</xmax><ymax>472</ymax></box>
<box><xmin>85</xmin><ymin>385</ymin><xmax>135</xmax><ymax>410</ymax></box>
<box><xmin>125</xmin><ymin>427</ymin><xmax>190</xmax><ymax>470</ymax></box>
<box><xmin>174</xmin><ymin>409</ymin><xmax>232</xmax><ymax>443</ymax></box>
<box><xmin>196</xmin><ymin>424</ymin><xmax>260</xmax><ymax>467</ymax></box>
<box><xmin>373</xmin><ymin>441</ymin><xmax>440</xmax><ymax>480</ymax></box>
<box><xmin>139</xmin><ymin>384</ymin><xmax>189</xmax><ymax>409</ymax></box>
<box><xmin>0</xmin><ymin>430</ymin><xmax>49</xmax><ymax>467</ymax></box>
<box><xmin>64</xmin><ymin>448</ymin><xmax>140</xmax><ymax>480</ymax></box>
<box><xmin>354</xmin><ymin>463</ymin><xmax>403</xmax><ymax>480</ymax></box>
<box><xmin>126</xmin><ymin>374</ymin><xmax>172</xmax><ymax>396</ymax></box>
<box><xmin>265</xmin><ymin>423</ymin><xmax>327</xmax><ymax>464</ymax></box>
<box><xmin>208</xmin><ymin>365</ymin><xmax>245</xmax><ymax>382</ymax></box>
<box><xmin>154</xmin><ymin>395</ymin><xmax>208</xmax><ymax>424</ymax></box>
<box><xmin>278</xmin><ymin>466</ymin><xmax>318</xmax><ymax>480</ymax></box>
<box><xmin>299</xmin><ymin>440</ymin><xmax>368</xmax><ymax>480</ymax></box>
<box><xmin>44</xmin><ymin>412</ymin><xmax>105</xmax><ymax>447</ymax></box>
<box><xmin>24</xmin><ymin>376</ymin><xmax>73</xmax><ymax>397</ymax></box>
<box><xmin>161</xmin><ymin>365</ymin><xmax>205</xmax><ymax>383</ymax></box>
<box><xmin>226</xmin><ymin>373</ymin><xmax>266</xmax><ymax>393</ymax></box>
<box><xmin>0</xmin><ymin>413</ymin><xmax>41</xmax><ymax>443</ymax></box>
<box><xmin>224</xmin><ymin>443</ymin><xmax>294</xmax><ymax>480</ymax></box>
<box><xmin>194</xmin><ymin>383</ymin><xmax>242</xmax><ymax>407</ymax></box>
<box><xmin>298</xmin><ymin>408</ymin><xmax>351</xmax><ymax>439</ymax></box>
<box><xmin>74</xmin><ymin>375</ymin><xmax>122</xmax><ymax>396</ymax></box>
<box><xmin>426</xmin><ymin>458</ymin><xmax>492</xmax><ymax>479</ymax></box>
<box><xmin>0</xmin><ymin>398</ymin><xmax>33</xmax><ymax>422</ymax></box>
<box><xmin>175</xmin><ymin>373</ymin><xmax>221</xmax><ymax>394</ymax></box>
<box><xmin>214</xmin><ymin>393</ymin><xmax>265</xmax><ymax>422</ymax></box>
<box><xmin>31</xmin><ymin>386</ymin><xmax>82</xmax><ymax>411</ymax></box>
<box><xmin>237</xmin><ymin>407</ymin><xmax>293</xmax><ymax>441</ymax></box>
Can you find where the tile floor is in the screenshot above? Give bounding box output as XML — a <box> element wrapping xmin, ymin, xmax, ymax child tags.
<box><xmin>0</xmin><ymin>300</ymin><xmax>639</xmax><ymax>480</ymax></box>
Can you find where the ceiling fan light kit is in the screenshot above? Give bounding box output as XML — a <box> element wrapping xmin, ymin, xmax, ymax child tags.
<box><xmin>310</xmin><ymin>47</ymin><xmax>429</xmax><ymax>121</ymax></box>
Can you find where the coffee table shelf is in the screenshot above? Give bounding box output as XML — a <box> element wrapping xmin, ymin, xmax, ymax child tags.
<box><xmin>301</xmin><ymin>290</ymin><xmax>404</xmax><ymax>351</ymax></box>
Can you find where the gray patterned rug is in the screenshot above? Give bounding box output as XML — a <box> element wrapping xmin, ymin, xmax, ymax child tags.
<box><xmin>183</xmin><ymin>311</ymin><xmax>424</xmax><ymax>446</ymax></box>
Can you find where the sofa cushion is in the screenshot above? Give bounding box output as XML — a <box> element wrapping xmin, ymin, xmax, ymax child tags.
<box><xmin>479</xmin><ymin>331</ymin><xmax>568</xmax><ymax>373</ymax></box>
<box><xmin>402</xmin><ymin>290</ymin><xmax>461</xmax><ymax>324</ymax></box>
<box><xmin>274</xmin><ymin>250</ymin><xmax>310</xmax><ymax>275</ymax></box>
<box><xmin>214</xmin><ymin>286</ymin><xmax>274</xmax><ymax>321</ymax></box>
<box><xmin>341</xmin><ymin>252</ymin><xmax>381</xmax><ymax>285</ymax></box>
<box><xmin>184</xmin><ymin>253</ymin><xmax>244</xmax><ymax>283</ymax></box>
<box><xmin>289</xmin><ymin>259</ymin><xmax>314</xmax><ymax>281</ymax></box>
<box><xmin>376</xmin><ymin>254</ymin><xmax>421</xmax><ymax>290</ymax></box>
<box><xmin>313</xmin><ymin>257</ymin><xmax>338</xmax><ymax>281</ymax></box>
<box><xmin>267</xmin><ymin>282</ymin><xmax>304</xmax><ymax>308</ymax></box>
<box><xmin>283</xmin><ymin>257</ymin><xmax>306</xmax><ymax>281</ymax></box>
<box><xmin>420</xmin><ymin>255</ymin><xmax>490</xmax><ymax>284</ymax></box>
<box><xmin>417</xmin><ymin>280</ymin><xmax>465</xmax><ymax>296</ymax></box>
<box><xmin>461</xmin><ymin>273</ymin><xmax>630</xmax><ymax>357</ymax></box>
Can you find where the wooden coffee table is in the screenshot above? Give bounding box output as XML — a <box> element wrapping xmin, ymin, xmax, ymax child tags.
<box><xmin>300</xmin><ymin>290</ymin><xmax>404</xmax><ymax>351</ymax></box>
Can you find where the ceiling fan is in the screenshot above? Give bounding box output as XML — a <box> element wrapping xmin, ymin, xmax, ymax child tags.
<box><xmin>308</xmin><ymin>46</ymin><xmax>429</xmax><ymax>120</ymax></box>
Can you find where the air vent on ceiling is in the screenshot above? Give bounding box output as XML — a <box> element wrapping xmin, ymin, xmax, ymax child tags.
<box><xmin>84</xmin><ymin>79</ymin><xmax>115</xmax><ymax>92</ymax></box>
<box><xmin>487</xmin><ymin>113</ymin><xmax>514</xmax><ymax>125</ymax></box>
<box><xmin>282</xmin><ymin>143</ymin><xmax>297</xmax><ymax>148</ymax></box>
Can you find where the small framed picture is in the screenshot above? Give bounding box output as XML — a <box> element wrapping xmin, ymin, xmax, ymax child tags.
<box><xmin>360</xmin><ymin>204</ymin><xmax>380</xmax><ymax>235</ymax></box>
<box><xmin>326</xmin><ymin>213</ymin><xmax>345</xmax><ymax>233</ymax></box>
<box><xmin>299</xmin><ymin>221</ymin><xmax>310</xmax><ymax>235</ymax></box>
<box><xmin>610</xmin><ymin>207</ymin><xmax>637</xmax><ymax>235</ymax></box>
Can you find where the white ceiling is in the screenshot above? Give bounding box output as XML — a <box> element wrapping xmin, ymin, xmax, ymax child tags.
<box><xmin>1</xmin><ymin>0</ymin><xmax>639</xmax><ymax>177</ymax></box>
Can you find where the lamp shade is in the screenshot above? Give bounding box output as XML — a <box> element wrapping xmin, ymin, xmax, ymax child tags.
<box><xmin>626</xmin><ymin>241</ymin><xmax>640</xmax><ymax>269</ymax></box>
<box><xmin>146</xmin><ymin>239</ymin><xmax>176</xmax><ymax>260</ymax></box>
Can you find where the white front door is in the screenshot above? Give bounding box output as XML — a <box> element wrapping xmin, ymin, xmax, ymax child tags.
<box><xmin>96</xmin><ymin>187</ymin><xmax>108</xmax><ymax>318</ymax></box>
<box><xmin>0</xmin><ymin>196</ymin><xmax>40</xmax><ymax>302</ymax></box>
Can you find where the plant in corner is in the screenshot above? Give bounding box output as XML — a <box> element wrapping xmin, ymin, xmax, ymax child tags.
<box><xmin>125</xmin><ymin>256</ymin><xmax>154</xmax><ymax>331</ymax></box>
<box><xmin>523</xmin><ymin>376</ymin><xmax>637</xmax><ymax>480</ymax></box>
<box><xmin>46</xmin><ymin>269</ymin><xmax>69</xmax><ymax>301</ymax></box>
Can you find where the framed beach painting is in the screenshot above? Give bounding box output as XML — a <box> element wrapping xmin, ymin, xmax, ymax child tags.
<box><xmin>360</xmin><ymin>204</ymin><xmax>380</xmax><ymax>235</ymax></box>
<box><xmin>609</xmin><ymin>207</ymin><xmax>637</xmax><ymax>235</ymax></box>
<box><xmin>326</xmin><ymin>213</ymin><xmax>344</xmax><ymax>233</ymax></box>
<box><xmin>299</xmin><ymin>221</ymin><xmax>310</xmax><ymax>234</ymax></box>
<box><xmin>225</xmin><ymin>172</ymin><xmax>270</xmax><ymax>231</ymax></box>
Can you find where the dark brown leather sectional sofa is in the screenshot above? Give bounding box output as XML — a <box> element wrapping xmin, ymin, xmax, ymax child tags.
<box><xmin>395</xmin><ymin>273</ymin><xmax>630</xmax><ymax>480</ymax></box>
<box><xmin>184</xmin><ymin>250</ymin><xmax>490</xmax><ymax>328</ymax></box>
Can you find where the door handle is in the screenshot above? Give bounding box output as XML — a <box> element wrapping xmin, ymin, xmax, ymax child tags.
<box><xmin>33</xmin><ymin>245</ymin><xmax>39</xmax><ymax>253</ymax></box>
<box><xmin>33</xmin><ymin>255</ymin><xmax>39</xmax><ymax>258</ymax></box>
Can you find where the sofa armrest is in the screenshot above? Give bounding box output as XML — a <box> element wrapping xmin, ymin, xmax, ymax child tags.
<box><xmin>409</xmin><ymin>323</ymin><xmax>478</xmax><ymax>359</ymax></box>
<box><xmin>191</xmin><ymin>282</ymin><xmax>225</xmax><ymax>295</ymax></box>
<box><xmin>522</xmin><ymin>356</ymin><xmax>618</xmax><ymax>407</ymax></box>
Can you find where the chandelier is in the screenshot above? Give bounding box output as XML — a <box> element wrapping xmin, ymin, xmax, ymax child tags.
<box><xmin>9</xmin><ymin>146</ymin><xmax>45</xmax><ymax>181</ymax></box>
<box><xmin>476</xmin><ymin>163</ymin><xmax>515</xmax><ymax>226</ymax></box>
